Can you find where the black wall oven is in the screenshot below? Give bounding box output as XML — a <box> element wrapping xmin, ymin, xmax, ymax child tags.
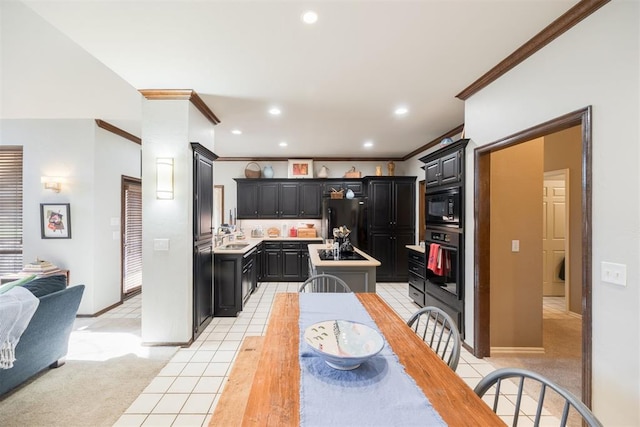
<box><xmin>423</xmin><ymin>227</ymin><xmax>464</xmax><ymax>336</ymax></box>
<box><xmin>425</xmin><ymin>187</ymin><xmax>460</xmax><ymax>227</ymax></box>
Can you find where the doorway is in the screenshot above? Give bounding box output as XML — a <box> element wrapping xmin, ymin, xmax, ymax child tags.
<box><xmin>121</xmin><ymin>176</ymin><xmax>142</xmax><ymax>299</ymax></box>
<box><xmin>474</xmin><ymin>107</ymin><xmax>592</xmax><ymax>407</ymax></box>
<box><xmin>543</xmin><ymin>170</ymin><xmax>569</xmax><ymax>303</ymax></box>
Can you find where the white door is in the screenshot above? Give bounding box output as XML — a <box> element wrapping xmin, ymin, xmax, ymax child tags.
<box><xmin>542</xmin><ymin>173</ymin><xmax>567</xmax><ymax>297</ymax></box>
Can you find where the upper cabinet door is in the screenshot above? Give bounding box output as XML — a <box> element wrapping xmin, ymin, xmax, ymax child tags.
<box><xmin>279</xmin><ymin>182</ymin><xmax>300</xmax><ymax>218</ymax></box>
<box><xmin>299</xmin><ymin>182</ymin><xmax>322</xmax><ymax>218</ymax></box>
<box><xmin>439</xmin><ymin>151</ymin><xmax>460</xmax><ymax>186</ymax></box>
<box><xmin>237</xmin><ymin>181</ymin><xmax>259</xmax><ymax>219</ymax></box>
<box><xmin>258</xmin><ymin>182</ymin><xmax>279</xmax><ymax>217</ymax></box>
<box><xmin>425</xmin><ymin>159</ymin><xmax>441</xmax><ymax>187</ymax></box>
<box><xmin>368</xmin><ymin>180</ymin><xmax>393</xmax><ymax>229</ymax></box>
<box><xmin>393</xmin><ymin>180</ymin><xmax>415</xmax><ymax>230</ymax></box>
<box><xmin>194</xmin><ymin>152</ymin><xmax>214</xmax><ymax>241</ymax></box>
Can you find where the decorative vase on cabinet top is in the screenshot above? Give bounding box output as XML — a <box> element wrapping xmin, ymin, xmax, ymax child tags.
<box><xmin>263</xmin><ymin>165</ymin><xmax>274</xmax><ymax>178</ymax></box>
<box><xmin>345</xmin><ymin>189</ymin><xmax>355</xmax><ymax>199</ymax></box>
<box><xmin>318</xmin><ymin>165</ymin><xmax>329</xmax><ymax>178</ymax></box>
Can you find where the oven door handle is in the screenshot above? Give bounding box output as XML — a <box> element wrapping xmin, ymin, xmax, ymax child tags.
<box><xmin>425</xmin><ymin>243</ymin><xmax>457</xmax><ymax>251</ymax></box>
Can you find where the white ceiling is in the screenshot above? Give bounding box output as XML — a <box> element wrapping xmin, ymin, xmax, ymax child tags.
<box><xmin>19</xmin><ymin>0</ymin><xmax>578</xmax><ymax>159</ymax></box>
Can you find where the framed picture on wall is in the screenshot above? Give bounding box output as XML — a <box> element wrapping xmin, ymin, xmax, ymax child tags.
<box><xmin>40</xmin><ymin>203</ymin><xmax>71</xmax><ymax>239</ymax></box>
<box><xmin>288</xmin><ymin>159</ymin><xmax>314</xmax><ymax>178</ymax></box>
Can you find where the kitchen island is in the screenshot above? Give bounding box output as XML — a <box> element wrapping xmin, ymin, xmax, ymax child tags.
<box><xmin>307</xmin><ymin>243</ymin><xmax>381</xmax><ymax>293</ymax></box>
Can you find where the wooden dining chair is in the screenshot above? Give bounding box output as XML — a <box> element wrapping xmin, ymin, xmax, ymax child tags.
<box><xmin>474</xmin><ymin>367</ymin><xmax>603</xmax><ymax>427</ymax></box>
<box><xmin>406</xmin><ymin>306</ymin><xmax>461</xmax><ymax>371</ymax></box>
<box><xmin>298</xmin><ymin>274</ymin><xmax>352</xmax><ymax>293</ymax></box>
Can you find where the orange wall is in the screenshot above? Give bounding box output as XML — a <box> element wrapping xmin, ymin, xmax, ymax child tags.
<box><xmin>544</xmin><ymin>126</ymin><xmax>583</xmax><ymax>315</ymax></box>
<box><xmin>490</xmin><ymin>138</ymin><xmax>544</xmax><ymax>348</ymax></box>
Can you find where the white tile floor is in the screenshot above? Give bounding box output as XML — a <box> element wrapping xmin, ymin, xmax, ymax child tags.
<box><xmin>86</xmin><ymin>283</ymin><xmax>563</xmax><ymax>426</ymax></box>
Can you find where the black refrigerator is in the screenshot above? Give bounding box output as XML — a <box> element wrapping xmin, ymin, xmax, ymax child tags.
<box><xmin>321</xmin><ymin>198</ymin><xmax>368</xmax><ymax>250</ymax></box>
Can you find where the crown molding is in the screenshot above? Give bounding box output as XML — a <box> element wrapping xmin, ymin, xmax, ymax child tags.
<box><xmin>402</xmin><ymin>124</ymin><xmax>465</xmax><ymax>161</ymax></box>
<box><xmin>456</xmin><ymin>0</ymin><xmax>610</xmax><ymax>100</ymax></box>
<box><xmin>95</xmin><ymin>119</ymin><xmax>141</xmax><ymax>145</ymax></box>
<box><xmin>139</xmin><ymin>89</ymin><xmax>221</xmax><ymax>126</ymax></box>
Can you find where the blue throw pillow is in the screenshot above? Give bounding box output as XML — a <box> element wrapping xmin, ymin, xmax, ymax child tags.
<box><xmin>22</xmin><ymin>274</ymin><xmax>67</xmax><ymax>297</ymax></box>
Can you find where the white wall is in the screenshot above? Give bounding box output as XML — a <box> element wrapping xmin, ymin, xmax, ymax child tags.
<box><xmin>0</xmin><ymin>1</ymin><xmax>141</xmax><ymax>135</ymax></box>
<box><xmin>464</xmin><ymin>2</ymin><xmax>639</xmax><ymax>424</ymax></box>
<box><xmin>141</xmin><ymin>99</ymin><xmax>215</xmax><ymax>345</ymax></box>
<box><xmin>1</xmin><ymin>119</ymin><xmax>140</xmax><ymax>315</ymax></box>
<box><xmin>93</xmin><ymin>125</ymin><xmax>141</xmax><ymax>313</ymax></box>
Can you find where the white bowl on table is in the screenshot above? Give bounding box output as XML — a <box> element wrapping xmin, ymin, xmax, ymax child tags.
<box><xmin>304</xmin><ymin>320</ymin><xmax>384</xmax><ymax>370</ymax></box>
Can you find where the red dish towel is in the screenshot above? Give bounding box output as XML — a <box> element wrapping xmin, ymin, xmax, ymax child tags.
<box><xmin>427</xmin><ymin>243</ymin><xmax>441</xmax><ymax>274</ymax></box>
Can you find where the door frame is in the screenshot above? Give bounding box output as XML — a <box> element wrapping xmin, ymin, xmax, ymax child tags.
<box><xmin>474</xmin><ymin>106</ymin><xmax>592</xmax><ymax>406</ymax></box>
<box><xmin>121</xmin><ymin>175</ymin><xmax>142</xmax><ymax>300</ymax></box>
<box><xmin>543</xmin><ymin>168</ymin><xmax>571</xmax><ymax>309</ymax></box>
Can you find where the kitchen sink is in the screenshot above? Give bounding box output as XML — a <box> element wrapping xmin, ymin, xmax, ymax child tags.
<box><xmin>219</xmin><ymin>243</ymin><xmax>249</xmax><ymax>250</ymax></box>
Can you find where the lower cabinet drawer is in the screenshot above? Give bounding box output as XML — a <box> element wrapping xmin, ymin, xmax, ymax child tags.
<box><xmin>408</xmin><ymin>262</ymin><xmax>424</xmax><ymax>278</ymax></box>
<box><xmin>408</xmin><ymin>273</ymin><xmax>425</xmax><ymax>292</ymax></box>
<box><xmin>408</xmin><ymin>251</ymin><xmax>425</xmax><ymax>265</ymax></box>
<box><xmin>409</xmin><ymin>285</ymin><xmax>425</xmax><ymax>307</ymax></box>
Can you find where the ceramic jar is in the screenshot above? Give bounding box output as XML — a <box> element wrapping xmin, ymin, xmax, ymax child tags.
<box><xmin>263</xmin><ymin>165</ymin><xmax>274</xmax><ymax>178</ymax></box>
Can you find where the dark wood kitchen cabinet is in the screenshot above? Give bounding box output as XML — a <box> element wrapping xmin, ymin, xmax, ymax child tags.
<box><xmin>279</xmin><ymin>181</ymin><xmax>322</xmax><ymax>218</ymax></box>
<box><xmin>321</xmin><ymin>179</ymin><xmax>365</xmax><ymax>197</ymax></box>
<box><xmin>214</xmin><ymin>247</ymin><xmax>257</xmax><ymax>317</ymax></box>
<box><xmin>236</xmin><ymin>180</ymin><xmax>259</xmax><ymax>218</ymax></box>
<box><xmin>191</xmin><ymin>143</ymin><xmax>217</xmax><ymax>338</ymax></box>
<box><xmin>367</xmin><ymin>177</ymin><xmax>416</xmax><ymax>281</ymax></box>
<box><xmin>235</xmin><ymin>179</ymin><xmax>321</xmax><ymax>219</ymax></box>
<box><xmin>407</xmin><ymin>248</ymin><xmax>426</xmax><ymax>307</ymax></box>
<box><xmin>262</xmin><ymin>240</ymin><xmax>315</xmax><ymax>282</ymax></box>
<box><xmin>421</xmin><ymin>139</ymin><xmax>469</xmax><ymax>190</ymax></box>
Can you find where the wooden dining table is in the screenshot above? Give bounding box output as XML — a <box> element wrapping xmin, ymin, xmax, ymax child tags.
<box><xmin>210</xmin><ymin>293</ymin><xmax>504</xmax><ymax>426</ymax></box>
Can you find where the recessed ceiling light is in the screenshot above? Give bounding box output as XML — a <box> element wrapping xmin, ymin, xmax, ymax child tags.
<box><xmin>394</xmin><ymin>106</ymin><xmax>409</xmax><ymax>116</ymax></box>
<box><xmin>279</xmin><ymin>141</ymin><xmax>288</xmax><ymax>147</ymax></box>
<box><xmin>363</xmin><ymin>140</ymin><xmax>374</xmax><ymax>148</ymax></box>
<box><xmin>269</xmin><ymin>107</ymin><xmax>282</xmax><ymax>116</ymax></box>
<box><xmin>302</xmin><ymin>11</ymin><xmax>318</xmax><ymax>24</ymax></box>
<box><xmin>231</xmin><ymin>129</ymin><xmax>242</xmax><ymax>135</ymax></box>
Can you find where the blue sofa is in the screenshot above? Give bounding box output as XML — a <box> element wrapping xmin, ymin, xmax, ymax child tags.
<box><xmin>0</xmin><ymin>275</ymin><xmax>84</xmax><ymax>396</ymax></box>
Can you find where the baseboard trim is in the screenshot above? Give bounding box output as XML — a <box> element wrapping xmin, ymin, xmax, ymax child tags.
<box><xmin>490</xmin><ymin>346</ymin><xmax>546</xmax><ymax>355</ymax></box>
<box><xmin>142</xmin><ymin>340</ymin><xmax>193</xmax><ymax>348</ymax></box>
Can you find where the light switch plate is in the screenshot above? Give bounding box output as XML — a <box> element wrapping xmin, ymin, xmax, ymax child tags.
<box><xmin>511</xmin><ymin>240</ymin><xmax>520</xmax><ymax>252</ymax></box>
<box><xmin>154</xmin><ymin>238</ymin><xmax>170</xmax><ymax>251</ymax></box>
<box><xmin>601</xmin><ymin>261</ymin><xmax>627</xmax><ymax>286</ymax></box>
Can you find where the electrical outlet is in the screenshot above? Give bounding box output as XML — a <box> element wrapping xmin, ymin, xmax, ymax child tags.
<box><xmin>601</xmin><ymin>261</ymin><xmax>627</xmax><ymax>286</ymax></box>
<box><xmin>511</xmin><ymin>240</ymin><xmax>520</xmax><ymax>252</ymax></box>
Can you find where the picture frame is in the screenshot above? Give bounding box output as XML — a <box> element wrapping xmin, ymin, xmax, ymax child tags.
<box><xmin>40</xmin><ymin>203</ymin><xmax>71</xmax><ymax>239</ymax></box>
<box><xmin>288</xmin><ymin>159</ymin><xmax>314</xmax><ymax>179</ymax></box>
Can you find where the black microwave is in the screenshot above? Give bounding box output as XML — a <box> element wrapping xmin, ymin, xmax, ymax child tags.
<box><xmin>426</xmin><ymin>188</ymin><xmax>461</xmax><ymax>227</ymax></box>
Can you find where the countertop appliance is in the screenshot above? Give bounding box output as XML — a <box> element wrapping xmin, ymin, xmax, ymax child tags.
<box><xmin>322</xmin><ymin>197</ymin><xmax>367</xmax><ymax>250</ymax></box>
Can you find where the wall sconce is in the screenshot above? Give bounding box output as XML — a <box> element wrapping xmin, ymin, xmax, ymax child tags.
<box><xmin>156</xmin><ymin>158</ymin><xmax>174</xmax><ymax>200</ymax></box>
<box><xmin>41</xmin><ymin>176</ymin><xmax>65</xmax><ymax>193</ymax></box>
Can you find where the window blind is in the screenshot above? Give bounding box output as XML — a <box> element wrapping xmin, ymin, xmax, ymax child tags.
<box><xmin>123</xmin><ymin>180</ymin><xmax>142</xmax><ymax>294</ymax></box>
<box><xmin>0</xmin><ymin>146</ymin><xmax>23</xmax><ymax>275</ymax></box>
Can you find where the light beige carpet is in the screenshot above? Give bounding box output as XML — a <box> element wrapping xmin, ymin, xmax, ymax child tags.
<box><xmin>0</xmin><ymin>316</ymin><xmax>177</xmax><ymax>427</ymax></box>
<box><xmin>486</xmin><ymin>315</ymin><xmax>582</xmax><ymax>426</ymax></box>
<box><xmin>0</xmin><ymin>352</ymin><xmax>174</xmax><ymax>427</ymax></box>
